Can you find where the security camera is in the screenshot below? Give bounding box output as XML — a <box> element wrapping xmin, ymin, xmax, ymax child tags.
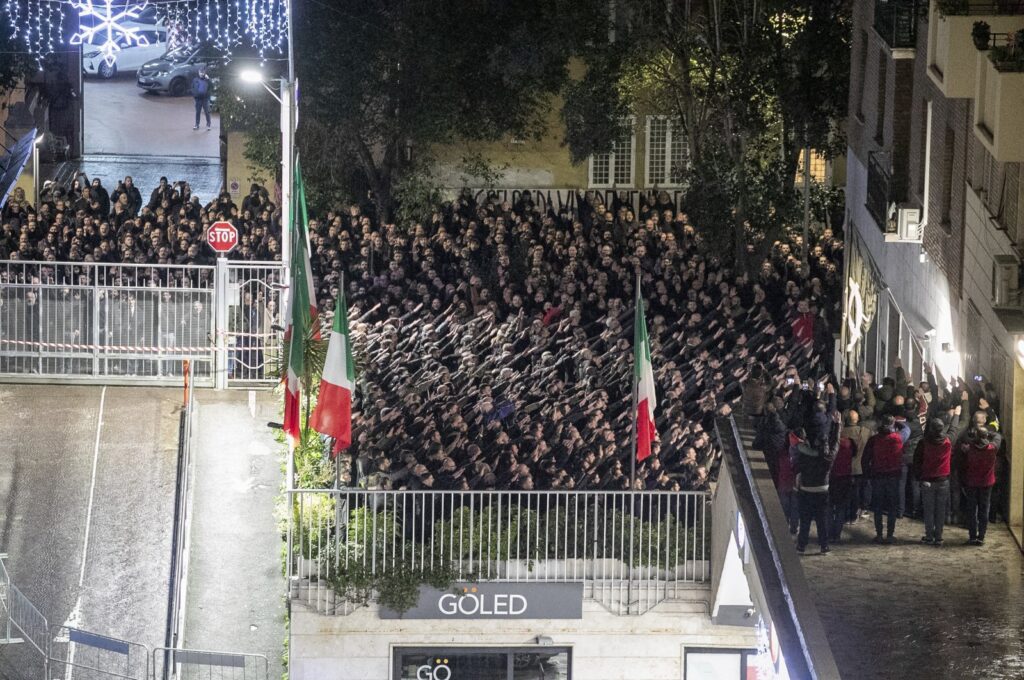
<box><xmin>744</xmin><ymin>607</ymin><xmax>755</xmax><ymax>619</ymax></box>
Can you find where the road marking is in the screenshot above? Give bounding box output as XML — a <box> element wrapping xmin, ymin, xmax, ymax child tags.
<box><xmin>63</xmin><ymin>385</ymin><xmax>107</xmax><ymax>680</ymax></box>
<box><xmin>79</xmin><ymin>385</ymin><xmax>107</xmax><ymax>589</ymax></box>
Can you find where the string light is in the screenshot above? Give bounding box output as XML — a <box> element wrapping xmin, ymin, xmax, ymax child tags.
<box><xmin>0</xmin><ymin>0</ymin><xmax>288</xmax><ymax>63</ymax></box>
<box><xmin>69</xmin><ymin>0</ymin><xmax>151</xmax><ymax>67</ymax></box>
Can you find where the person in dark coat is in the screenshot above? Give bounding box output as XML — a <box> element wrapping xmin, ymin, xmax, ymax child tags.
<box><xmin>793</xmin><ymin>410</ymin><xmax>841</xmax><ymax>554</ymax></box>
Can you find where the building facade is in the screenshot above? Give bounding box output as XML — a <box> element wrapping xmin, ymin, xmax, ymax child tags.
<box><xmin>843</xmin><ymin>0</ymin><xmax>1024</xmax><ymax>545</ymax></box>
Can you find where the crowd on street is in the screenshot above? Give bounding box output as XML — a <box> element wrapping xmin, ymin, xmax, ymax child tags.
<box><xmin>753</xmin><ymin>360</ymin><xmax>1006</xmax><ymax>552</ymax></box>
<box><xmin>1</xmin><ymin>174</ymin><xmax>849</xmax><ymax>492</ymax></box>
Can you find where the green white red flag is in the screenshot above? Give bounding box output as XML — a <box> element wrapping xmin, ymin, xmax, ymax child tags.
<box><xmin>282</xmin><ymin>159</ymin><xmax>319</xmax><ymax>445</ymax></box>
<box><xmin>634</xmin><ymin>283</ymin><xmax>657</xmax><ymax>462</ymax></box>
<box><xmin>309</xmin><ymin>289</ymin><xmax>355</xmax><ymax>455</ymax></box>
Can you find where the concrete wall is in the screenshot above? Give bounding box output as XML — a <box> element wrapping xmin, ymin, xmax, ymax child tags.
<box><xmin>223</xmin><ymin>130</ymin><xmax>274</xmax><ymax>204</ymax></box>
<box><xmin>291</xmin><ymin>598</ymin><xmax>756</xmax><ymax>680</ymax></box>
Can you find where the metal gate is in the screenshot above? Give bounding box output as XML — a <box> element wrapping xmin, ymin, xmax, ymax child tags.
<box><xmin>223</xmin><ymin>262</ymin><xmax>284</xmax><ymax>387</ymax></box>
<box><xmin>152</xmin><ymin>647</ymin><xmax>269</xmax><ymax>680</ymax></box>
<box><xmin>48</xmin><ymin>626</ymin><xmax>150</xmax><ymax>680</ymax></box>
<box><xmin>0</xmin><ymin>260</ymin><xmax>283</xmax><ymax>388</ymax></box>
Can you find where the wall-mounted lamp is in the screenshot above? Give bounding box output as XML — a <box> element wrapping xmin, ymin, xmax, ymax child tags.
<box><xmin>535</xmin><ymin>635</ymin><xmax>554</xmax><ymax>646</ymax></box>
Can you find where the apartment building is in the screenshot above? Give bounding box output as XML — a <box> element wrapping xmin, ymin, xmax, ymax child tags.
<box><xmin>843</xmin><ymin>0</ymin><xmax>1024</xmax><ymax>544</ymax></box>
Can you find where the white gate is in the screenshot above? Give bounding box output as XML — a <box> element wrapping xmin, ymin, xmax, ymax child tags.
<box><xmin>0</xmin><ymin>260</ymin><xmax>284</xmax><ymax>388</ymax></box>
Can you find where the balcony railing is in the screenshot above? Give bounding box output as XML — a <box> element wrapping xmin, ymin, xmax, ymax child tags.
<box><xmin>875</xmin><ymin>0</ymin><xmax>923</xmax><ymax>49</ymax></box>
<box><xmin>936</xmin><ymin>1</ymin><xmax>1024</xmax><ymax>15</ymax></box>
<box><xmin>867</xmin><ymin>152</ymin><xmax>893</xmax><ymax>232</ymax></box>
<box><xmin>288</xmin><ymin>489</ymin><xmax>710</xmax><ymax>616</ymax></box>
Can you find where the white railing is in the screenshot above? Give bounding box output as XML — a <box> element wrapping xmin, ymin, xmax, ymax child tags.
<box><xmin>288</xmin><ymin>489</ymin><xmax>711</xmax><ymax>616</ymax></box>
<box><xmin>0</xmin><ymin>259</ymin><xmax>283</xmax><ymax>387</ymax></box>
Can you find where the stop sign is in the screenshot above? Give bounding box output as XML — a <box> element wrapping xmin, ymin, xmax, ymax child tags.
<box><xmin>208</xmin><ymin>221</ymin><xmax>238</xmax><ymax>254</ymax></box>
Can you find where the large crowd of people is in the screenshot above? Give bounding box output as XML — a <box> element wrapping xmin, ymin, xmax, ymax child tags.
<box><xmin>753</xmin><ymin>359</ymin><xmax>1007</xmax><ymax>552</ymax></box>
<box><xmin>2</xmin><ymin>173</ymin><xmax>848</xmax><ymax>492</ymax></box>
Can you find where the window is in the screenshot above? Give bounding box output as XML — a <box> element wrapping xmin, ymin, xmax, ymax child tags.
<box><xmin>394</xmin><ymin>647</ymin><xmax>571</xmax><ymax>680</ymax></box>
<box><xmin>795</xmin><ymin>149</ymin><xmax>828</xmax><ymax>187</ymax></box>
<box><xmin>941</xmin><ymin>125</ymin><xmax>954</xmax><ymax>229</ymax></box>
<box><xmin>875</xmin><ymin>50</ymin><xmax>887</xmax><ymax>145</ymax></box>
<box><xmin>684</xmin><ymin>648</ymin><xmax>759</xmax><ymax>679</ymax></box>
<box><xmin>646</xmin><ymin>116</ymin><xmax>690</xmax><ymax>186</ymax></box>
<box><xmin>589</xmin><ymin>122</ymin><xmax>635</xmax><ymax>188</ymax></box>
<box><xmin>857</xmin><ymin>30</ymin><xmax>869</xmax><ymax>121</ymax></box>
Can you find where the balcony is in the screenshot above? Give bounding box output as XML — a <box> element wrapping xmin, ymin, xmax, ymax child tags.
<box><xmin>875</xmin><ymin>0</ymin><xmax>924</xmax><ymax>50</ymax></box>
<box><xmin>974</xmin><ymin>47</ymin><xmax>1024</xmax><ymax>161</ymax></box>
<box><xmin>927</xmin><ymin>1</ymin><xmax>1024</xmax><ymax>97</ymax></box>
<box><xmin>288</xmin><ymin>489</ymin><xmax>711</xmax><ymax>617</ymax></box>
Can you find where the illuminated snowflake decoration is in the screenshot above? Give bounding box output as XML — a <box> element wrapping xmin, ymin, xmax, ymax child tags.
<box><xmin>69</xmin><ymin>0</ymin><xmax>151</xmax><ymax>67</ymax></box>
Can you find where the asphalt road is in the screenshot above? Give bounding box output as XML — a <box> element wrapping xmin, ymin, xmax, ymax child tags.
<box><xmin>84</xmin><ymin>74</ymin><xmax>220</xmax><ymax>158</ymax></box>
<box><xmin>0</xmin><ymin>385</ymin><xmax>179</xmax><ymax>679</ymax></box>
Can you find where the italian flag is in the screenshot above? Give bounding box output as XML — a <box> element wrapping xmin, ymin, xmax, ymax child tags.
<box><xmin>282</xmin><ymin>159</ymin><xmax>319</xmax><ymax>445</ymax></box>
<box><xmin>634</xmin><ymin>283</ymin><xmax>657</xmax><ymax>462</ymax></box>
<box><xmin>309</xmin><ymin>289</ymin><xmax>355</xmax><ymax>455</ymax></box>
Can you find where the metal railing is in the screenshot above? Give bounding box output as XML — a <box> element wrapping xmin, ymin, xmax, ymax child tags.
<box><xmin>874</xmin><ymin>0</ymin><xmax>922</xmax><ymax>49</ymax></box>
<box><xmin>937</xmin><ymin>1</ymin><xmax>1024</xmax><ymax>15</ymax></box>
<box><xmin>48</xmin><ymin>626</ymin><xmax>151</xmax><ymax>680</ymax></box>
<box><xmin>288</xmin><ymin>489</ymin><xmax>710</xmax><ymax>616</ymax></box>
<box><xmin>224</xmin><ymin>262</ymin><xmax>283</xmax><ymax>386</ymax></box>
<box><xmin>0</xmin><ymin>555</ymin><xmax>49</xmax><ymax>662</ymax></box>
<box><xmin>152</xmin><ymin>647</ymin><xmax>269</xmax><ymax>680</ymax></box>
<box><xmin>0</xmin><ymin>259</ymin><xmax>284</xmax><ymax>387</ymax></box>
<box><xmin>867</xmin><ymin>151</ymin><xmax>893</xmax><ymax>233</ymax></box>
<box><xmin>163</xmin><ymin>361</ymin><xmax>197</xmax><ymax>678</ymax></box>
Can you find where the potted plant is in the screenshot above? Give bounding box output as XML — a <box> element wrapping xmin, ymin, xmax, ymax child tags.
<box><xmin>973</xmin><ymin>21</ymin><xmax>992</xmax><ymax>51</ymax></box>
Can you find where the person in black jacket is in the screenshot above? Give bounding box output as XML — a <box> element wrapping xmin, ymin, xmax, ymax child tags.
<box><xmin>794</xmin><ymin>409</ymin><xmax>841</xmax><ymax>554</ymax></box>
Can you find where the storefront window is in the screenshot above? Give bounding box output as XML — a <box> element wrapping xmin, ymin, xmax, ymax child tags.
<box><xmin>684</xmin><ymin>648</ymin><xmax>758</xmax><ymax>680</ymax></box>
<box><xmin>395</xmin><ymin>647</ymin><xmax>571</xmax><ymax>680</ymax></box>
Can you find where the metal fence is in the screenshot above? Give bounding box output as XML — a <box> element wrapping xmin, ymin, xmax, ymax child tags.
<box><xmin>152</xmin><ymin>647</ymin><xmax>269</xmax><ymax>680</ymax></box>
<box><xmin>49</xmin><ymin>626</ymin><xmax>150</xmax><ymax>680</ymax></box>
<box><xmin>0</xmin><ymin>556</ymin><xmax>49</xmax><ymax>658</ymax></box>
<box><xmin>288</xmin><ymin>489</ymin><xmax>710</xmax><ymax>616</ymax></box>
<box><xmin>164</xmin><ymin>361</ymin><xmax>197</xmax><ymax>675</ymax></box>
<box><xmin>224</xmin><ymin>262</ymin><xmax>283</xmax><ymax>386</ymax></box>
<box><xmin>0</xmin><ymin>260</ymin><xmax>283</xmax><ymax>388</ymax></box>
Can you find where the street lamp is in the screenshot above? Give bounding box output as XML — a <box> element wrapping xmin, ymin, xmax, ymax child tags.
<box><xmin>238</xmin><ymin>67</ymin><xmax>296</xmax><ymax>274</ymax></box>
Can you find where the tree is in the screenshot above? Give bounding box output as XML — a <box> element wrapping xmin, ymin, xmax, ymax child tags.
<box><xmin>223</xmin><ymin>0</ymin><xmax>608</xmax><ymax>220</ymax></box>
<box><xmin>563</xmin><ymin>0</ymin><xmax>851</xmax><ymax>270</ymax></box>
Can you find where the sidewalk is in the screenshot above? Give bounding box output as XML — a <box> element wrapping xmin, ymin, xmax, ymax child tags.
<box><xmin>183</xmin><ymin>389</ymin><xmax>285</xmax><ymax>678</ymax></box>
<box><xmin>802</xmin><ymin>516</ymin><xmax>1024</xmax><ymax>680</ymax></box>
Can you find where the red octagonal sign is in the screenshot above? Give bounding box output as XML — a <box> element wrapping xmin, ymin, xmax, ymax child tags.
<box><xmin>208</xmin><ymin>221</ymin><xmax>239</xmax><ymax>254</ymax></box>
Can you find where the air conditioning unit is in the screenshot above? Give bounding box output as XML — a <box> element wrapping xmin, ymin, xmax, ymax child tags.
<box><xmin>884</xmin><ymin>204</ymin><xmax>923</xmax><ymax>243</ymax></box>
<box><xmin>993</xmin><ymin>254</ymin><xmax>1020</xmax><ymax>308</ymax></box>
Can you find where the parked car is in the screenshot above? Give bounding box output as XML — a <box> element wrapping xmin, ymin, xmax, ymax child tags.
<box><xmin>83</xmin><ymin>25</ymin><xmax>168</xmax><ymax>79</ymax></box>
<box><xmin>136</xmin><ymin>44</ymin><xmax>226</xmax><ymax>96</ymax></box>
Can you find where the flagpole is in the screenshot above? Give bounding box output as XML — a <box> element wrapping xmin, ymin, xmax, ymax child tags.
<box><xmin>630</xmin><ymin>268</ymin><xmax>639</xmax><ymax>491</ymax></box>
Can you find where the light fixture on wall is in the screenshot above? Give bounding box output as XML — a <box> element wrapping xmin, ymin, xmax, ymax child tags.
<box><xmin>535</xmin><ymin>635</ymin><xmax>554</xmax><ymax>646</ymax></box>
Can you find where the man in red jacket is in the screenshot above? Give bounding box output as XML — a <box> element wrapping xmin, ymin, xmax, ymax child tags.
<box><xmin>864</xmin><ymin>414</ymin><xmax>910</xmax><ymax>544</ymax></box>
<box><xmin>913</xmin><ymin>408</ymin><xmax>960</xmax><ymax>546</ymax></box>
<box><xmin>956</xmin><ymin>412</ymin><xmax>1002</xmax><ymax>546</ymax></box>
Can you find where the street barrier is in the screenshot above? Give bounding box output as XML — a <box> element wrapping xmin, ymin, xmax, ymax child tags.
<box><xmin>49</xmin><ymin>626</ymin><xmax>150</xmax><ymax>680</ymax></box>
<box><xmin>152</xmin><ymin>647</ymin><xmax>269</xmax><ymax>680</ymax></box>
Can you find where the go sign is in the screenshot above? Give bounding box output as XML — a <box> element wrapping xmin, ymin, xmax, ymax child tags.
<box><xmin>207</xmin><ymin>221</ymin><xmax>239</xmax><ymax>253</ymax></box>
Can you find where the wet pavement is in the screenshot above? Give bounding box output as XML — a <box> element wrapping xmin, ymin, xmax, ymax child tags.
<box><xmin>184</xmin><ymin>390</ymin><xmax>285</xmax><ymax>677</ymax></box>
<box><xmin>800</xmin><ymin>515</ymin><xmax>1024</xmax><ymax>680</ymax></box>
<box><xmin>75</xmin><ymin>154</ymin><xmax>224</xmax><ymax>206</ymax></box>
<box><xmin>0</xmin><ymin>385</ymin><xmax>179</xmax><ymax>679</ymax></box>
<box><xmin>84</xmin><ymin>74</ymin><xmax>220</xmax><ymax>158</ymax></box>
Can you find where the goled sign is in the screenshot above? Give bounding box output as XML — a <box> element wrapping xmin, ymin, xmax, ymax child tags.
<box><xmin>379</xmin><ymin>582</ymin><xmax>583</xmax><ymax>620</ymax></box>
